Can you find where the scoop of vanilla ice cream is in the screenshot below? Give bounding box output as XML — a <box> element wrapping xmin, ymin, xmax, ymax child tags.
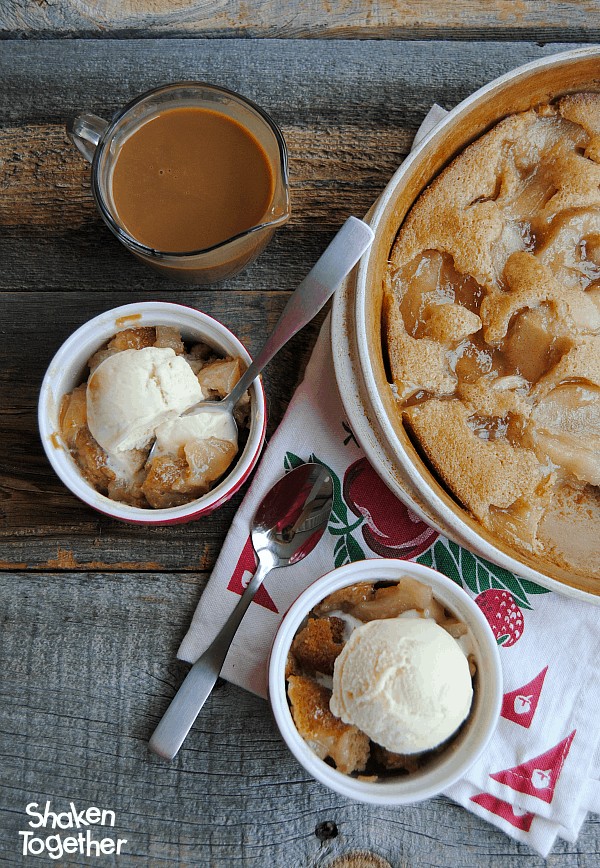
<box><xmin>330</xmin><ymin>617</ymin><xmax>473</xmax><ymax>754</ymax></box>
<box><xmin>154</xmin><ymin>407</ymin><xmax>238</xmax><ymax>455</ymax></box>
<box><xmin>87</xmin><ymin>347</ymin><xmax>204</xmax><ymax>453</ymax></box>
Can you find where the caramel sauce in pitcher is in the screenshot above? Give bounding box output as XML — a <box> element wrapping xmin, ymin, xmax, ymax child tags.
<box><xmin>111</xmin><ymin>107</ymin><xmax>275</xmax><ymax>252</ymax></box>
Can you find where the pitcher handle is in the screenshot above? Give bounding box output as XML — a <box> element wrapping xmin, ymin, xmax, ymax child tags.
<box><xmin>66</xmin><ymin>113</ymin><xmax>109</xmax><ymax>163</ymax></box>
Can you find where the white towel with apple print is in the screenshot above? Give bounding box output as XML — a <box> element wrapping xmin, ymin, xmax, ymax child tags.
<box><xmin>179</xmin><ymin>106</ymin><xmax>600</xmax><ymax>857</ymax></box>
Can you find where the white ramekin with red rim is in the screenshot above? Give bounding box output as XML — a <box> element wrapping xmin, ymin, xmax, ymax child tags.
<box><xmin>38</xmin><ymin>301</ymin><xmax>267</xmax><ymax>524</ymax></box>
<box><xmin>268</xmin><ymin>558</ymin><xmax>502</xmax><ymax>805</ymax></box>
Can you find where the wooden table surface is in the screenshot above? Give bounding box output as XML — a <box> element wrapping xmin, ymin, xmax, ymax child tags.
<box><xmin>1</xmin><ymin>5</ymin><xmax>599</xmax><ymax>866</ymax></box>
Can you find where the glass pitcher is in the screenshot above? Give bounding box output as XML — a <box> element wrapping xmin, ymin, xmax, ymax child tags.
<box><xmin>67</xmin><ymin>82</ymin><xmax>290</xmax><ymax>284</ymax></box>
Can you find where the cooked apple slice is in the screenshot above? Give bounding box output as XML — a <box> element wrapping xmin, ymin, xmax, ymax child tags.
<box><xmin>142</xmin><ymin>455</ymin><xmax>190</xmax><ymax>509</ymax></box>
<box><xmin>59</xmin><ymin>383</ymin><xmax>87</xmax><ymax>448</ymax></box>
<box><xmin>154</xmin><ymin>325</ymin><xmax>185</xmax><ymax>354</ymax></box>
<box><xmin>184</xmin><ymin>436</ymin><xmax>237</xmax><ymax>492</ymax></box>
<box><xmin>108</xmin><ymin>326</ymin><xmax>156</xmax><ymax>351</ymax></box>
<box><xmin>197</xmin><ymin>358</ymin><xmax>244</xmax><ymax>398</ymax></box>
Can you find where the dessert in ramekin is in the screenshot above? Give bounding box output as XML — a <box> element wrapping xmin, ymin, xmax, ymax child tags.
<box><xmin>38</xmin><ymin>302</ymin><xmax>266</xmax><ymax>524</ymax></box>
<box><xmin>269</xmin><ymin>559</ymin><xmax>502</xmax><ymax>804</ymax></box>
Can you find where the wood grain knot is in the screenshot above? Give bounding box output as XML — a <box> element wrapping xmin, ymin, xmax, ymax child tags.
<box><xmin>315</xmin><ymin>820</ymin><xmax>338</xmax><ymax>842</ymax></box>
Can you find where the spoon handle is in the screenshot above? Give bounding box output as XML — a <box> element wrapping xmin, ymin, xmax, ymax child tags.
<box><xmin>223</xmin><ymin>216</ymin><xmax>374</xmax><ymax>410</ymax></box>
<box><xmin>149</xmin><ymin>555</ymin><xmax>274</xmax><ymax>761</ymax></box>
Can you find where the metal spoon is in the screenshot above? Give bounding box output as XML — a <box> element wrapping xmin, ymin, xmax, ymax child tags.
<box><xmin>149</xmin><ymin>461</ymin><xmax>334</xmax><ymax>760</ymax></box>
<box><xmin>146</xmin><ymin>216</ymin><xmax>374</xmax><ymax>463</ymax></box>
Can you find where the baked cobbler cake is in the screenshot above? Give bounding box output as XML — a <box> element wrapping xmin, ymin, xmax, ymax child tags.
<box><xmin>385</xmin><ymin>93</ymin><xmax>600</xmax><ymax>578</ymax></box>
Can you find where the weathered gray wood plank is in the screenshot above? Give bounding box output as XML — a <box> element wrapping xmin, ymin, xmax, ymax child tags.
<box><xmin>1</xmin><ymin>569</ymin><xmax>597</xmax><ymax>865</ymax></box>
<box><xmin>0</xmin><ymin>41</ymin><xmax>588</xmax><ymax>296</ymax></box>
<box><xmin>0</xmin><ymin>39</ymin><xmax>588</xmax><ymax>125</ymax></box>
<box><xmin>1</xmin><ymin>0</ymin><xmax>599</xmax><ymax>42</ymax></box>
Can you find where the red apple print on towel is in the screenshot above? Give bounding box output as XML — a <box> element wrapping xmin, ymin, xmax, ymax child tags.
<box><xmin>490</xmin><ymin>730</ymin><xmax>576</xmax><ymax>803</ymax></box>
<box><xmin>470</xmin><ymin>793</ymin><xmax>535</xmax><ymax>832</ymax></box>
<box><xmin>343</xmin><ymin>457</ymin><xmax>438</xmax><ymax>558</ymax></box>
<box><xmin>476</xmin><ymin>589</ymin><xmax>524</xmax><ymax>647</ymax></box>
<box><xmin>501</xmin><ymin>667</ymin><xmax>548</xmax><ymax>728</ymax></box>
<box><xmin>283</xmin><ymin>450</ymin><xmax>438</xmax><ymax>568</ymax></box>
<box><xmin>227</xmin><ymin>535</ymin><xmax>278</xmax><ymax>614</ymax></box>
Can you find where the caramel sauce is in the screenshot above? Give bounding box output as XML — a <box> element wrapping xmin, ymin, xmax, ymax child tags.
<box><xmin>398</xmin><ymin>251</ymin><xmax>485</xmax><ymax>339</ymax></box>
<box><xmin>114</xmin><ymin>313</ymin><xmax>142</xmax><ymax>327</ymax></box>
<box><xmin>449</xmin><ymin>336</ymin><xmax>503</xmax><ymax>383</ymax></box>
<box><xmin>111</xmin><ymin>107</ymin><xmax>275</xmax><ymax>253</ymax></box>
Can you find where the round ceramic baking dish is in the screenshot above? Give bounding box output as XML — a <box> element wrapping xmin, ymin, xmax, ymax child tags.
<box><xmin>269</xmin><ymin>558</ymin><xmax>502</xmax><ymax>804</ymax></box>
<box><xmin>39</xmin><ymin>301</ymin><xmax>267</xmax><ymax>524</ymax></box>
<box><xmin>331</xmin><ymin>46</ymin><xmax>600</xmax><ymax>602</ymax></box>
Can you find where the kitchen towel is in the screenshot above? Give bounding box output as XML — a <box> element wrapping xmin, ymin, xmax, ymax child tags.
<box><xmin>179</xmin><ymin>106</ymin><xmax>600</xmax><ymax>857</ymax></box>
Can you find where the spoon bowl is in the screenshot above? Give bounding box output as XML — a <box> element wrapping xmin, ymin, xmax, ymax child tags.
<box><xmin>149</xmin><ymin>461</ymin><xmax>334</xmax><ymax>760</ymax></box>
<box><xmin>251</xmin><ymin>461</ymin><xmax>334</xmax><ymax>567</ymax></box>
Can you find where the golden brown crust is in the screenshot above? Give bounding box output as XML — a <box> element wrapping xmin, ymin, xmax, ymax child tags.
<box><xmin>389</xmin><ymin>111</ymin><xmax>537</xmax><ymax>288</ymax></box>
<box><xmin>315</xmin><ymin>581</ymin><xmax>375</xmax><ymax>615</ymax></box>
<box><xmin>403</xmin><ymin>399</ymin><xmax>545</xmax><ymax>522</ymax></box>
<box><xmin>559</xmin><ymin>92</ymin><xmax>600</xmax><ymax>137</ymax></box>
<box><xmin>73</xmin><ymin>427</ymin><xmax>115</xmax><ymax>493</ymax></box>
<box><xmin>287</xmin><ymin>675</ymin><xmax>370</xmax><ymax>775</ymax></box>
<box><xmin>384</xmin><ymin>94</ymin><xmax>600</xmax><ymax>574</ymax></box>
<box><xmin>107</xmin><ymin>326</ymin><xmax>156</xmax><ymax>352</ymax></box>
<box><xmin>384</xmin><ymin>285</ymin><xmax>456</xmax><ymax>402</ymax></box>
<box><xmin>481</xmin><ymin>251</ymin><xmax>600</xmax><ymax>345</ymax></box>
<box><xmin>533</xmin><ymin>336</ymin><xmax>600</xmax><ymax>399</ymax></box>
<box><xmin>290</xmin><ymin>616</ymin><xmax>346</xmax><ymax>676</ymax></box>
<box><xmin>422</xmin><ymin>304</ymin><xmax>482</xmax><ymax>345</ymax></box>
<box><xmin>59</xmin><ymin>384</ymin><xmax>87</xmax><ymax>449</ymax></box>
<box><xmin>142</xmin><ymin>455</ymin><xmax>191</xmax><ymax>509</ymax></box>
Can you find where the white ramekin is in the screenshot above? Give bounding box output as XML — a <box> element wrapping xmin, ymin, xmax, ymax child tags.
<box><xmin>38</xmin><ymin>301</ymin><xmax>267</xmax><ymax>524</ymax></box>
<box><xmin>269</xmin><ymin>558</ymin><xmax>502</xmax><ymax>805</ymax></box>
